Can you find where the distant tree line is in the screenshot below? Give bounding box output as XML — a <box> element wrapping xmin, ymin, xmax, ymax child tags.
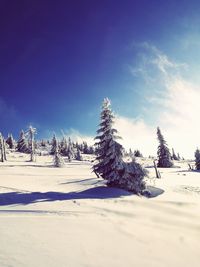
<box><xmin>1</xmin><ymin>98</ymin><xmax>200</xmax><ymax>195</ymax></box>
<box><xmin>0</xmin><ymin>127</ymin><xmax>95</xmax><ymax>165</ymax></box>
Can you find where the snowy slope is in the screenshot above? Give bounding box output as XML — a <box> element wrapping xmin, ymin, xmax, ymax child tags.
<box><xmin>0</xmin><ymin>152</ymin><xmax>200</xmax><ymax>267</ymax></box>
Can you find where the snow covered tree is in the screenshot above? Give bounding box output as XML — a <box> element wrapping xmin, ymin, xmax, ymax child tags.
<box><xmin>79</xmin><ymin>143</ymin><xmax>84</xmax><ymax>152</ymax></box>
<box><xmin>27</xmin><ymin>126</ymin><xmax>36</xmax><ymax>162</ymax></box>
<box><xmin>128</xmin><ymin>148</ymin><xmax>134</xmax><ymax>158</ymax></box>
<box><xmin>195</xmin><ymin>148</ymin><xmax>200</xmax><ymax>170</ymax></box>
<box><xmin>75</xmin><ymin>148</ymin><xmax>83</xmax><ymax>161</ymax></box>
<box><xmin>66</xmin><ymin>138</ymin><xmax>75</xmax><ymax>162</ymax></box>
<box><xmin>83</xmin><ymin>141</ymin><xmax>89</xmax><ymax>154</ymax></box>
<box><xmin>0</xmin><ymin>133</ymin><xmax>6</xmax><ymax>162</ymax></box>
<box><xmin>172</xmin><ymin>148</ymin><xmax>178</xmax><ymax>160</ymax></box>
<box><xmin>93</xmin><ymin>98</ymin><xmax>124</xmax><ymax>181</ymax></box>
<box><xmin>0</xmin><ymin>133</ymin><xmax>4</xmax><ymax>162</ymax></box>
<box><xmin>119</xmin><ymin>158</ymin><xmax>147</xmax><ymax>194</ymax></box>
<box><xmin>134</xmin><ymin>149</ymin><xmax>143</xmax><ymax>157</ymax></box>
<box><xmin>6</xmin><ymin>134</ymin><xmax>15</xmax><ymax>149</ymax></box>
<box><xmin>60</xmin><ymin>137</ymin><xmax>68</xmax><ymax>156</ymax></box>
<box><xmin>53</xmin><ymin>136</ymin><xmax>64</xmax><ymax>167</ymax></box>
<box><xmin>50</xmin><ymin>135</ymin><xmax>57</xmax><ymax>155</ymax></box>
<box><xmin>75</xmin><ymin>142</ymin><xmax>79</xmax><ymax>149</ymax></box>
<box><xmin>93</xmin><ymin>98</ymin><xmax>147</xmax><ymax>194</ymax></box>
<box><xmin>157</xmin><ymin>127</ymin><xmax>173</xmax><ymax>168</ymax></box>
<box><xmin>3</xmin><ymin>138</ymin><xmax>7</xmax><ymax>160</ymax></box>
<box><xmin>89</xmin><ymin>146</ymin><xmax>95</xmax><ymax>154</ymax></box>
<box><xmin>40</xmin><ymin>139</ymin><xmax>47</xmax><ymax>147</ymax></box>
<box><xmin>17</xmin><ymin>130</ymin><xmax>29</xmax><ymax>153</ymax></box>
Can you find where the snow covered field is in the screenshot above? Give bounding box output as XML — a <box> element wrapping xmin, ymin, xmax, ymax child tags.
<box><xmin>0</xmin><ymin>152</ymin><xmax>200</xmax><ymax>267</ymax></box>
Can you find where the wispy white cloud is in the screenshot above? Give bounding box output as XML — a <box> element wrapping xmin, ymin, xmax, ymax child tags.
<box><xmin>115</xmin><ymin>42</ymin><xmax>200</xmax><ymax>159</ymax></box>
<box><xmin>157</xmin><ymin>77</ymin><xmax>200</xmax><ymax>158</ymax></box>
<box><xmin>131</xmin><ymin>42</ymin><xmax>188</xmax><ymax>78</ymax></box>
<box><xmin>61</xmin><ymin>128</ymin><xmax>94</xmax><ymax>145</ymax></box>
<box><xmin>114</xmin><ymin>116</ymin><xmax>156</xmax><ymax>156</ymax></box>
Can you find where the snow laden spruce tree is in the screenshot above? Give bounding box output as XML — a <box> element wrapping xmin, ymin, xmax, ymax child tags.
<box><xmin>6</xmin><ymin>134</ymin><xmax>15</xmax><ymax>149</ymax></box>
<box><xmin>93</xmin><ymin>98</ymin><xmax>124</xmax><ymax>181</ymax></box>
<box><xmin>195</xmin><ymin>148</ymin><xmax>200</xmax><ymax>170</ymax></box>
<box><xmin>53</xmin><ymin>136</ymin><xmax>64</xmax><ymax>167</ymax></box>
<box><xmin>75</xmin><ymin>148</ymin><xmax>83</xmax><ymax>161</ymax></box>
<box><xmin>28</xmin><ymin>126</ymin><xmax>36</xmax><ymax>162</ymax></box>
<box><xmin>17</xmin><ymin>130</ymin><xmax>29</xmax><ymax>153</ymax></box>
<box><xmin>172</xmin><ymin>148</ymin><xmax>178</xmax><ymax>161</ymax></box>
<box><xmin>157</xmin><ymin>127</ymin><xmax>173</xmax><ymax>168</ymax></box>
<box><xmin>50</xmin><ymin>135</ymin><xmax>57</xmax><ymax>155</ymax></box>
<box><xmin>67</xmin><ymin>138</ymin><xmax>75</xmax><ymax>162</ymax></box>
<box><xmin>93</xmin><ymin>98</ymin><xmax>147</xmax><ymax>194</ymax></box>
<box><xmin>60</xmin><ymin>136</ymin><xmax>68</xmax><ymax>156</ymax></box>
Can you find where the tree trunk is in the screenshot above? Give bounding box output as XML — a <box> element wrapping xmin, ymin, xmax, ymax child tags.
<box><xmin>3</xmin><ymin>139</ymin><xmax>7</xmax><ymax>161</ymax></box>
<box><xmin>0</xmin><ymin>135</ymin><xmax>4</xmax><ymax>162</ymax></box>
<box><xmin>153</xmin><ymin>160</ymin><xmax>161</xmax><ymax>178</ymax></box>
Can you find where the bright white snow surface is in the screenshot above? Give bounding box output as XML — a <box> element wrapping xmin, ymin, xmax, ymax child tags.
<box><xmin>0</xmin><ymin>152</ymin><xmax>200</xmax><ymax>267</ymax></box>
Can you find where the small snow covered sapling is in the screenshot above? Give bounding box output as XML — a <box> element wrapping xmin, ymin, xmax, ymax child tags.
<box><xmin>75</xmin><ymin>148</ymin><xmax>83</xmax><ymax>161</ymax></box>
<box><xmin>134</xmin><ymin>149</ymin><xmax>143</xmax><ymax>157</ymax></box>
<box><xmin>172</xmin><ymin>148</ymin><xmax>178</xmax><ymax>161</ymax></box>
<box><xmin>120</xmin><ymin>158</ymin><xmax>148</xmax><ymax>194</ymax></box>
<box><xmin>67</xmin><ymin>138</ymin><xmax>75</xmax><ymax>162</ymax></box>
<box><xmin>17</xmin><ymin>130</ymin><xmax>29</xmax><ymax>153</ymax></box>
<box><xmin>54</xmin><ymin>151</ymin><xmax>64</xmax><ymax>167</ymax></box>
<box><xmin>53</xmin><ymin>136</ymin><xmax>64</xmax><ymax>167</ymax></box>
<box><xmin>50</xmin><ymin>135</ymin><xmax>57</xmax><ymax>155</ymax></box>
<box><xmin>6</xmin><ymin>134</ymin><xmax>15</xmax><ymax>149</ymax></box>
<box><xmin>60</xmin><ymin>137</ymin><xmax>68</xmax><ymax>156</ymax></box>
<box><xmin>28</xmin><ymin>126</ymin><xmax>37</xmax><ymax>162</ymax></box>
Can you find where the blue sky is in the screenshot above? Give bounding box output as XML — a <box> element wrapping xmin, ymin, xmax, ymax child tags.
<box><xmin>1</xmin><ymin>0</ymin><xmax>200</xmax><ymax>156</ymax></box>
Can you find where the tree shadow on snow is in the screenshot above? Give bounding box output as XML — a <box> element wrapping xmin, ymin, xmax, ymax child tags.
<box><xmin>146</xmin><ymin>186</ymin><xmax>164</xmax><ymax>198</ymax></box>
<box><xmin>0</xmin><ymin>186</ymin><xmax>133</xmax><ymax>206</ymax></box>
<box><xmin>60</xmin><ymin>177</ymin><xmax>101</xmax><ymax>185</ymax></box>
<box><xmin>1</xmin><ymin>164</ymin><xmax>53</xmax><ymax>168</ymax></box>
